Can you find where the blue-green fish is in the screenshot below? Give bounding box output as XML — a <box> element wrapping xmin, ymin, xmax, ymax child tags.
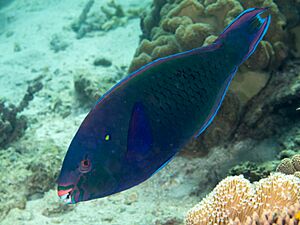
<box><xmin>57</xmin><ymin>8</ymin><xmax>271</xmax><ymax>203</ymax></box>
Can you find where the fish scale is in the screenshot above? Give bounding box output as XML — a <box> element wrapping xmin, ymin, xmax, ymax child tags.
<box><xmin>141</xmin><ymin>51</ymin><xmax>231</xmax><ymax>140</ymax></box>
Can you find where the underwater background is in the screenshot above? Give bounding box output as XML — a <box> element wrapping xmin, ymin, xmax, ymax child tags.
<box><xmin>0</xmin><ymin>0</ymin><xmax>299</xmax><ymax>224</ymax></box>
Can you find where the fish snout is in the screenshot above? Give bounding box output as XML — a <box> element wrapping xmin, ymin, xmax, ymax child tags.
<box><xmin>58</xmin><ymin>187</ymin><xmax>74</xmax><ymax>204</ymax></box>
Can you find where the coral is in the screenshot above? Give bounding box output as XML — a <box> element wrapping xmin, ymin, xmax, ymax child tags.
<box><xmin>278</xmin><ymin>123</ymin><xmax>300</xmax><ymax>154</ymax></box>
<box><xmin>73</xmin><ymin>68</ymin><xmax>124</xmax><ymax>105</ymax></box>
<box><xmin>0</xmin><ymin>138</ymin><xmax>65</xmax><ymax>220</ymax></box>
<box><xmin>93</xmin><ymin>57</ymin><xmax>112</xmax><ymax>67</ymax></box>
<box><xmin>292</xmin><ymin>154</ymin><xmax>300</xmax><ymax>170</ymax></box>
<box><xmin>274</xmin><ymin>0</ymin><xmax>300</xmax><ymax>28</ymax></box>
<box><xmin>277</xmin><ymin>149</ymin><xmax>298</xmax><ymax>159</ymax></box>
<box><xmin>130</xmin><ymin>0</ymin><xmax>294</xmax><ymax>72</ymax></box>
<box><xmin>229</xmin><ymin>203</ymin><xmax>300</xmax><ymax>225</ymax></box>
<box><xmin>228</xmin><ymin>161</ymin><xmax>277</xmax><ymax>182</ymax></box>
<box><xmin>71</xmin><ymin>0</ymin><xmax>95</xmax><ymax>39</ymax></box>
<box><xmin>276</xmin><ymin>154</ymin><xmax>300</xmax><ymax>178</ymax></box>
<box><xmin>71</xmin><ymin>0</ymin><xmax>142</xmax><ymax>39</ymax></box>
<box><xmin>0</xmin><ymin>79</ymin><xmax>43</xmax><ymax>148</ymax></box>
<box><xmin>49</xmin><ymin>33</ymin><xmax>70</xmax><ymax>53</ymax></box>
<box><xmin>294</xmin><ymin>171</ymin><xmax>300</xmax><ymax>179</ymax></box>
<box><xmin>101</xmin><ymin>0</ymin><xmax>125</xmax><ymax>18</ymax></box>
<box><xmin>234</xmin><ymin>61</ymin><xmax>300</xmax><ymax>140</ymax></box>
<box><xmin>0</xmin><ymin>100</ymin><xmax>27</xmax><ymax>148</ymax></box>
<box><xmin>185</xmin><ymin>173</ymin><xmax>300</xmax><ymax>225</ymax></box>
<box><xmin>276</xmin><ymin>158</ymin><xmax>296</xmax><ymax>174</ymax></box>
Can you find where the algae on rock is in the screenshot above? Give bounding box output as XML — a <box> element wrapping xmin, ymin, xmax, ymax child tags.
<box><xmin>73</xmin><ymin>67</ymin><xmax>125</xmax><ymax>105</ymax></box>
<box><xmin>234</xmin><ymin>61</ymin><xmax>300</xmax><ymax>141</ymax></box>
<box><xmin>0</xmin><ymin>100</ymin><xmax>27</xmax><ymax>148</ymax></box>
<box><xmin>228</xmin><ymin>160</ymin><xmax>278</xmax><ymax>182</ymax></box>
<box><xmin>0</xmin><ymin>138</ymin><xmax>64</xmax><ymax>220</ymax></box>
<box><xmin>0</xmin><ymin>79</ymin><xmax>43</xmax><ymax>148</ymax></box>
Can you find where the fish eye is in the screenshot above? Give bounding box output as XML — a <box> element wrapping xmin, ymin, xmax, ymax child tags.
<box><xmin>79</xmin><ymin>159</ymin><xmax>91</xmax><ymax>173</ymax></box>
<box><xmin>82</xmin><ymin>159</ymin><xmax>90</xmax><ymax>167</ymax></box>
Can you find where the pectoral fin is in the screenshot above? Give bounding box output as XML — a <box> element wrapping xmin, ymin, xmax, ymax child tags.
<box><xmin>127</xmin><ymin>102</ymin><xmax>152</xmax><ymax>162</ymax></box>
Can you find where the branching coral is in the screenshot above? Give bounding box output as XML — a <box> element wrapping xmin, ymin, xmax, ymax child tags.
<box><xmin>185</xmin><ymin>173</ymin><xmax>300</xmax><ymax>225</ymax></box>
<box><xmin>229</xmin><ymin>203</ymin><xmax>300</xmax><ymax>225</ymax></box>
<box><xmin>71</xmin><ymin>0</ymin><xmax>143</xmax><ymax>39</ymax></box>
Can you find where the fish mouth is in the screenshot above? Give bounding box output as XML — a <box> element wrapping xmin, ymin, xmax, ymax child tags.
<box><xmin>58</xmin><ymin>185</ymin><xmax>75</xmax><ymax>204</ymax></box>
<box><xmin>58</xmin><ymin>188</ymin><xmax>73</xmax><ymax>204</ymax></box>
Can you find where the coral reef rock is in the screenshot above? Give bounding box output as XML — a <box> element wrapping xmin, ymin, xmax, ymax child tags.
<box><xmin>49</xmin><ymin>33</ymin><xmax>70</xmax><ymax>53</ymax></box>
<box><xmin>72</xmin><ymin>0</ymin><xmax>143</xmax><ymax>39</ymax></box>
<box><xmin>93</xmin><ymin>57</ymin><xmax>112</xmax><ymax>67</ymax></box>
<box><xmin>276</xmin><ymin>154</ymin><xmax>300</xmax><ymax>178</ymax></box>
<box><xmin>228</xmin><ymin>160</ymin><xmax>278</xmax><ymax>182</ymax></box>
<box><xmin>0</xmin><ymin>100</ymin><xmax>27</xmax><ymax>148</ymax></box>
<box><xmin>0</xmin><ymin>79</ymin><xmax>43</xmax><ymax>148</ymax></box>
<box><xmin>185</xmin><ymin>173</ymin><xmax>300</xmax><ymax>225</ymax></box>
<box><xmin>73</xmin><ymin>68</ymin><xmax>124</xmax><ymax>105</ymax></box>
<box><xmin>234</xmin><ymin>61</ymin><xmax>300</xmax><ymax>140</ymax></box>
<box><xmin>277</xmin><ymin>124</ymin><xmax>300</xmax><ymax>155</ymax></box>
<box><xmin>0</xmin><ymin>138</ymin><xmax>64</xmax><ymax>220</ymax></box>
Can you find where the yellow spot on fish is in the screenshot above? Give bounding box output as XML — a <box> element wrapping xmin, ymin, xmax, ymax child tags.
<box><xmin>105</xmin><ymin>134</ymin><xmax>110</xmax><ymax>141</ymax></box>
<box><xmin>295</xmin><ymin>211</ymin><xmax>300</xmax><ymax>220</ymax></box>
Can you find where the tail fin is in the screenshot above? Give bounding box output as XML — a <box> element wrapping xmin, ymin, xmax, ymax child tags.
<box><xmin>242</xmin><ymin>8</ymin><xmax>271</xmax><ymax>61</ymax></box>
<box><xmin>216</xmin><ymin>8</ymin><xmax>271</xmax><ymax>63</ymax></box>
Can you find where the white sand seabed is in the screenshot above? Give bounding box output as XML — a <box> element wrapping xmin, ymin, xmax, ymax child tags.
<box><xmin>0</xmin><ymin>0</ymin><xmax>141</xmax><ymax>102</ymax></box>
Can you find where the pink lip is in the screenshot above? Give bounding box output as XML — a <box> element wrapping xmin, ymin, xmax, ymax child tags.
<box><xmin>58</xmin><ymin>188</ymin><xmax>73</xmax><ymax>197</ymax></box>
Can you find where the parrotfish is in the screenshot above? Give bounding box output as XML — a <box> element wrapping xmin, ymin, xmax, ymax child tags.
<box><xmin>57</xmin><ymin>8</ymin><xmax>271</xmax><ymax>204</ymax></box>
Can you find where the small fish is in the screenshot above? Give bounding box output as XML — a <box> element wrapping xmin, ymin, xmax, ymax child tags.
<box><xmin>57</xmin><ymin>8</ymin><xmax>271</xmax><ymax>203</ymax></box>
